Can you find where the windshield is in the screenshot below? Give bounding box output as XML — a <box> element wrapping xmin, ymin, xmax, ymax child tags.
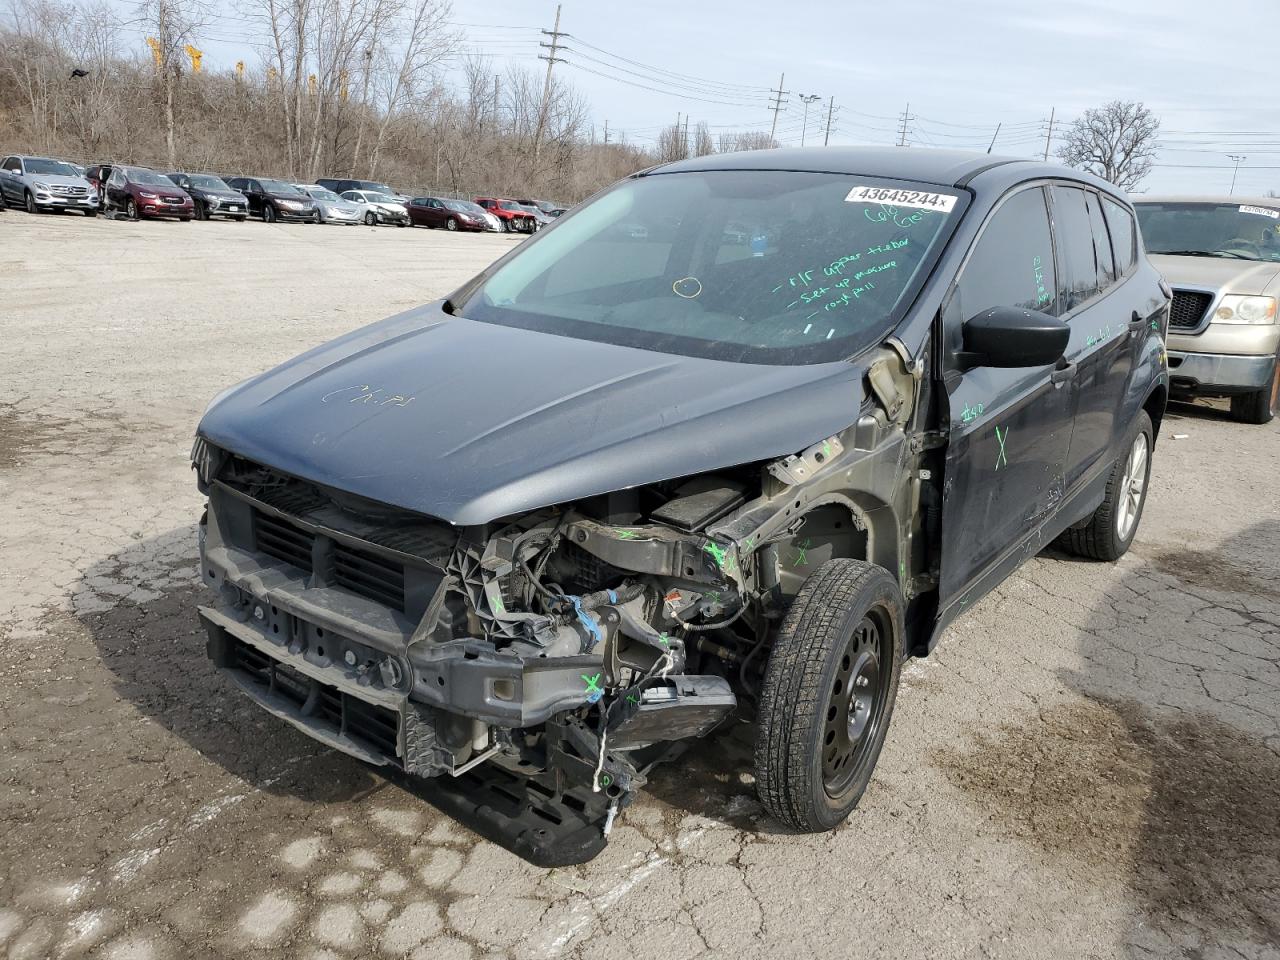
<box><xmin>187</xmin><ymin>174</ymin><xmax>232</xmax><ymax>190</ymax></box>
<box><xmin>444</xmin><ymin>200</ymin><xmax>474</xmax><ymax>213</ymax></box>
<box><xmin>308</xmin><ymin>188</ymin><xmax>340</xmax><ymax>201</ymax></box>
<box><xmin>127</xmin><ymin>168</ymin><xmax>176</xmax><ymax>186</ymax></box>
<box><xmin>498</xmin><ymin>201</ymin><xmax>522</xmax><ymax>211</ymax></box>
<box><xmin>362</xmin><ymin>182</ymin><xmax>394</xmax><ymax>194</ymax></box>
<box><xmin>457</xmin><ymin>171</ymin><xmax>964</xmax><ymax>364</ymax></box>
<box><xmin>367</xmin><ymin>193</ymin><xmax>397</xmax><ymax>204</ymax></box>
<box><xmin>25</xmin><ymin>158</ymin><xmax>79</xmax><ymax>176</ymax></box>
<box><xmin>1135</xmin><ymin>202</ymin><xmax>1280</xmax><ymax>262</ymax></box>
<box><xmin>260</xmin><ymin>179</ymin><xmax>304</xmax><ymax>195</ymax></box>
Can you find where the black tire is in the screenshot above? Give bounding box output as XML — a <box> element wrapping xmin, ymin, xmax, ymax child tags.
<box><xmin>234</xmin><ymin>215</ymin><xmax>246</xmax><ymax>222</ymax></box>
<box><xmin>263</xmin><ymin>204</ymin><xmax>276</xmax><ymax>223</ymax></box>
<box><xmin>755</xmin><ymin>558</ymin><xmax>904</xmax><ymax>832</ymax></box>
<box><xmin>195</xmin><ymin>202</ymin><xmax>206</xmax><ymax>221</ymax></box>
<box><xmin>25</xmin><ymin>190</ymin><xmax>38</xmax><ymax>214</ymax></box>
<box><xmin>179</xmin><ymin>217</ymin><xmax>191</xmax><ymax>222</ymax></box>
<box><xmin>1054</xmin><ymin>410</ymin><xmax>1153</xmax><ymax>561</ymax></box>
<box><xmin>1229</xmin><ymin>360</ymin><xmax>1279</xmax><ymax>425</ymax></box>
<box><xmin>446</xmin><ymin>217</ymin><xmax>458</xmax><ymax>231</ymax></box>
<box><xmin>126</xmin><ymin>198</ymin><xmax>138</xmax><ymax>220</ymax></box>
<box><xmin>365</xmin><ymin>211</ymin><xmax>377</xmax><ymax>226</ymax></box>
<box><xmin>313</xmin><ymin>211</ymin><xmax>322</xmax><ymax>224</ymax></box>
<box><xmin>84</xmin><ymin>209</ymin><xmax>97</xmax><ymax>218</ymax></box>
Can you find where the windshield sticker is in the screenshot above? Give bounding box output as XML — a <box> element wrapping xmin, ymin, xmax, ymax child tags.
<box><xmin>845</xmin><ymin>186</ymin><xmax>958</xmax><ymax>213</ymax></box>
<box><xmin>1239</xmin><ymin>205</ymin><xmax>1279</xmax><ymax>219</ymax></box>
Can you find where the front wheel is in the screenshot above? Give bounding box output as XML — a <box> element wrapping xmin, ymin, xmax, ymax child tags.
<box><xmin>445</xmin><ymin>217</ymin><xmax>458</xmax><ymax>231</ymax></box>
<box><xmin>25</xmin><ymin>190</ymin><xmax>38</xmax><ymax>214</ymax></box>
<box><xmin>1230</xmin><ymin>360</ymin><xmax>1279</xmax><ymax>424</ymax></box>
<box><xmin>84</xmin><ymin>209</ymin><xmax>97</xmax><ymax>218</ymax></box>
<box><xmin>755</xmin><ymin>559</ymin><xmax>904</xmax><ymax>832</ymax></box>
<box><xmin>263</xmin><ymin>204</ymin><xmax>276</xmax><ymax>223</ymax></box>
<box><xmin>1055</xmin><ymin>410</ymin><xmax>1154</xmax><ymax>561</ymax></box>
<box><xmin>234</xmin><ymin>215</ymin><xmax>246</xmax><ymax>222</ymax></box>
<box><xmin>313</xmin><ymin>211</ymin><xmax>322</xmax><ymax>224</ymax></box>
<box><xmin>126</xmin><ymin>198</ymin><xmax>138</xmax><ymax>220</ymax></box>
<box><xmin>364</xmin><ymin>211</ymin><xmax>377</xmax><ymax>226</ymax></box>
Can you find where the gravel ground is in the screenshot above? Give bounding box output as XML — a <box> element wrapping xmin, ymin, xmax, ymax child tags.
<box><xmin>1</xmin><ymin>212</ymin><xmax>1278</xmax><ymax>960</ymax></box>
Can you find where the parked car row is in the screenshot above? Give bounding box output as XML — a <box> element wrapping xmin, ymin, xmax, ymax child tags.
<box><xmin>1</xmin><ymin>153</ymin><xmax>566</xmax><ymax>236</ymax></box>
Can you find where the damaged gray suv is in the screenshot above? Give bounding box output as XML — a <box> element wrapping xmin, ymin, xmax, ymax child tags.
<box><xmin>193</xmin><ymin>147</ymin><xmax>1169</xmax><ymax>864</ymax></box>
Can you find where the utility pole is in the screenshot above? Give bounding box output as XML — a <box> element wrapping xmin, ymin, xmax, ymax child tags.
<box><xmin>768</xmin><ymin>72</ymin><xmax>788</xmax><ymax>142</ymax></box>
<box><xmin>1228</xmin><ymin>154</ymin><xmax>1246</xmax><ymax>194</ymax></box>
<box><xmin>986</xmin><ymin>123</ymin><xmax>1001</xmax><ymax>154</ymax></box>
<box><xmin>823</xmin><ymin>95</ymin><xmax>836</xmax><ymax>146</ymax></box>
<box><xmin>895</xmin><ymin>102</ymin><xmax>914</xmax><ymax>147</ymax></box>
<box><xmin>798</xmin><ymin>93</ymin><xmax>820</xmax><ymax>146</ymax></box>
<box><xmin>1043</xmin><ymin>106</ymin><xmax>1055</xmax><ymax>161</ymax></box>
<box><xmin>535</xmin><ymin>3</ymin><xmax>567</xmax><ymax>163</ymax></box>
<box><xmin>682</xmin><ymin>113</ymin><xmax>690</xmax><ymax>157</ymax></box>
<box><xmin>603</xmin><ymin>119</ymin><xmax>609</xmax><ymax>144</ymax></box>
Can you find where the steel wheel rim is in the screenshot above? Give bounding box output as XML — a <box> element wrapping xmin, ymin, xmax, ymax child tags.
<box><xmin>1116</xmin><ymin>432</ymin><xmax>1148</xmax><ymax>541</ymax></box>
<box><xmin>822</xmin><ymin>609</ymin><xmax>890</xmax><ymax>795</ymax></box>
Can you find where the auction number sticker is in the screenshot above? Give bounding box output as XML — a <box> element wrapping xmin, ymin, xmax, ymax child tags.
<box><xmin>845</xmin><ymin>186</ymin><xmax>958</xmax><ymax>212</ymax></box>
<box><xmin>1239</xmin><ymin>204</ymin><xmax>1279</xmax><ymax>219</ymax></box>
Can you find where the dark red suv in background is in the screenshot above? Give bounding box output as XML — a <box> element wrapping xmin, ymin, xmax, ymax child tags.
<box><xmin>104</xmin><ymin>165</ymin><xmax>194</xmax><ymax>221</ymax></box>
<box><xmin>474</xmin><ymin>197</ymin><xmax>536</xmax><ymax>233</ymax></box>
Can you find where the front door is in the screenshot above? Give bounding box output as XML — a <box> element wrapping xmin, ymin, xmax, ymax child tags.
<box><xmin>938</xmin><ymin>185</ymin><xmax>1075</xmax><ymax>614</ymax></box>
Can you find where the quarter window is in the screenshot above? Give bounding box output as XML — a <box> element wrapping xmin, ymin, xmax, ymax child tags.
<box><xmin>1103</xmin><ymin>197</ymin><xmax>1137</xmax><ymax>274</ymax></box>
<box><xmin>954</xmin><ymin>187</ymin><xmax>1057</xmax><ymax>320</ymax></box>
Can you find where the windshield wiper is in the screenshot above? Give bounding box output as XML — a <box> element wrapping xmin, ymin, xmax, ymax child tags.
<box><xmin>1156</xmin><ymin>249</ymin><xmax>1255</xmax><ymax>260</ymax></box>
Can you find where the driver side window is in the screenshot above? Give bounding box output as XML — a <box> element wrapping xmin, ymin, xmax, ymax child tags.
<box><xmin>953</xmin><ymin>186</ymin><xmax>1057</xmax><ymax>324</ymax></box>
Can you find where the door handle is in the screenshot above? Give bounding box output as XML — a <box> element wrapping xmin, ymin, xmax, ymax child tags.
<box><xmin>1050</xmin><ymin>359</ymin><xmax>1076</xmax><ymax>385</ymax></box>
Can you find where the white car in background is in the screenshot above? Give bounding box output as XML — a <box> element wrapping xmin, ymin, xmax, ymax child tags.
<box><xmin>341</xmin><ymin>189</ymin><xmax>410</xmax><ymax>227</ymax></box>
<box><xmin>295</xmin><ymin>184</ymin><xmax>363</xmax><ymax>225</ymax></box>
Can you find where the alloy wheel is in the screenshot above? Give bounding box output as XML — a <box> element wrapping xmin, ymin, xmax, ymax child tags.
<box><xmin>1115</xmin><ymin>431</ymin><xmax>1149</xmax><ymax>541</ymax></box>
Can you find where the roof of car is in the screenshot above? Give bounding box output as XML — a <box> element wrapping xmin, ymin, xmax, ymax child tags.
<box><xmin>1135</xmin><ymin>195</ymin><xmax>1280</xmax><ymax>206</ymax></box>
<box><xmin>643</xmin><ymin>146</ymin><xmax>1092</xmax><ymax>190</ymax></box>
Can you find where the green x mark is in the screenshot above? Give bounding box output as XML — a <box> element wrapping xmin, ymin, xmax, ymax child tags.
<box><xmin>994</xmin><ymin>425</ymin><xmax>1009</xmax><ymax>470</ymax></box>
<box><xmin>791</xmin><ymin>537</ymin><xmax>812</xmax><ymax>568</ymax></box>
<box><xmin>657</xmin><ymin>633</ymin><xmax>671</xmax><ymax>647</ymax></box>
<box><xmin>626</xmin><ymin>694</ymin><xmax>640</xmax><ymax>705</ymax></box>
<box><xmin>582</xmin><ymin>673</ymin><xmax>602</xmax><ymax>696</ymax></box>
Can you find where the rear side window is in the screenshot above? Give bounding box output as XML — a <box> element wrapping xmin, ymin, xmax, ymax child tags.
<box><xmin>1103</xmin><ymin>197</ymin><xmax>1137</xmax><ymax>274</ymax></box>
<box><xmin>955</xmin><ymin>186</ymin><xmax>1057</xmax><ymax>319</ymax></box>
<box><xmin>1052</xmin><ymin>186</ymin><xmax>1113</xmax><ymax>311</ymax></box>
<box><xmin>1084</xmin><ymin>192</ymin><xmax>1116</xmax><ymax>284</ymax></box>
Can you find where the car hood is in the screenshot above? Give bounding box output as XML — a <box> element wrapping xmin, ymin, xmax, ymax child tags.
<box><xmin>197</xmin><ymin>302</ymin><xmax>867</xmax><ymax>525</ymax></box>
<box><xmin>1148</xmin><ymin>254</ymin><xmax>1280</xmax><ymax>296</ymax></box>
<box><xmin>32</xmin><ymin>174</ymin><xmax>93</xmax><ymax>189</ymax></box>
<box><xmin>209</xmin><ymin>191</ymin><xmax>246</xmax><ymax>201</ymax></box>
<box><xmin>322</xmin><ymin>201</ymin><xmax>361</xmax><ymax>214</ymax></box>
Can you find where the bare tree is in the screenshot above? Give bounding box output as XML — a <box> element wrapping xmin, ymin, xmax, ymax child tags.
<box><xmin>1057</xmin><ymin>100</ymin><xmax>1160</xmax><ymax>191</ymax></box>
<box><xmin>2</xmin><ymin>0</ymin><xmax>71</xmax><ymax>150</ymax></box>
<box><xmin>717</xmin><ymin>129</ymin><xmax>777</xmax><ymax>153</ymax></box>
<box><xmin>656</xmin><ymin>119</ymin><xmax>687</xmax><ymax>163</ymax></box>
<box><xmin>135</xmin><ymin>0</ymin><xmax>207</xmax><ymax>167</ymax></box>
<box><xmin>692</xmin><ymin>120</ymin><xmax>713</xmax><ymax>157</ymax></box>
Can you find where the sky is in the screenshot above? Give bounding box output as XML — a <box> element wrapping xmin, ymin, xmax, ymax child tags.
<box><xmin>128</xmin><ymin>0</ymin><xmax>1280</xmax><ymax>195</ymax></box>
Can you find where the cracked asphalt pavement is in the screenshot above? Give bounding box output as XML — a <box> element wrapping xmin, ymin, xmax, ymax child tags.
<box><xmin>2</xmin><ymin>214</ymin><xmax>1278</xmax><ymax>960</ymax></box>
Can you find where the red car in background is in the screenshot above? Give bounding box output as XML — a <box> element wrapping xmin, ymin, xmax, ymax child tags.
<box><xmin>474</xmin><ymin>197</ymin><xmax>537</xmax><ymax>233</ymax></box>
<box><xmin>103</xmin><ymin>165</ymin><xmax>194</xmax><ymax>221</ymax></box>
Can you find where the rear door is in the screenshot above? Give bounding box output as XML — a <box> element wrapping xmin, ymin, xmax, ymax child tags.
<box><xmin>1050</xmin><ymin>184</ymin><xmax>1134</xmax><ymax>491</ymax></box>
<box><xmin>938</xmin><ymin>184</ymin><xmax>1075</xmax><ymax>610</ymax></box>
<box><xmin>0</xmin><ymin>157</ymin><xmax>18</xmax><ymax>201</ymax></box>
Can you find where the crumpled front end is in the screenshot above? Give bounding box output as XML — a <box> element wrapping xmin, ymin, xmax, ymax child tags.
<box><xmin>191</xmin><ymin>439</ymin><xmax>779</xmax><ymax>864</ymax></box>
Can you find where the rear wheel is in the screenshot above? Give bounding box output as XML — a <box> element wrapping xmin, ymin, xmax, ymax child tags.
<box><xmin>1055</xmin><ymin>411</ymin><xmax>1153</xmax><ymax>561</ymax></box>
<box><xmin>1230</xmin><ymin>360</ymin><xmax>1279</xmax><ymax>424</ymax></box>
<box><xmin>755</xmin><ymin>559</ymin><xmax>903</xmax><ymax>832</ymax></box>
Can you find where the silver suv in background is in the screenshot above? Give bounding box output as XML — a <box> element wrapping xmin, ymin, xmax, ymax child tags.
<box><xmin>0</xmin><ymin>155</ymin><xmax>98</xmax><ymax>215</ymax></box>
<box><xmin>1135</xmin><ymin>196</ymin><xmax>1280</xmax><ymax>423</ymax></box>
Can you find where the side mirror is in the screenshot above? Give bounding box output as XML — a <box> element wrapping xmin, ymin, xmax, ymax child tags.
<box><xmin>959</xmin><ymin>305</ymin><xmax>1070</xmax><ymax>369</ymax></box>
